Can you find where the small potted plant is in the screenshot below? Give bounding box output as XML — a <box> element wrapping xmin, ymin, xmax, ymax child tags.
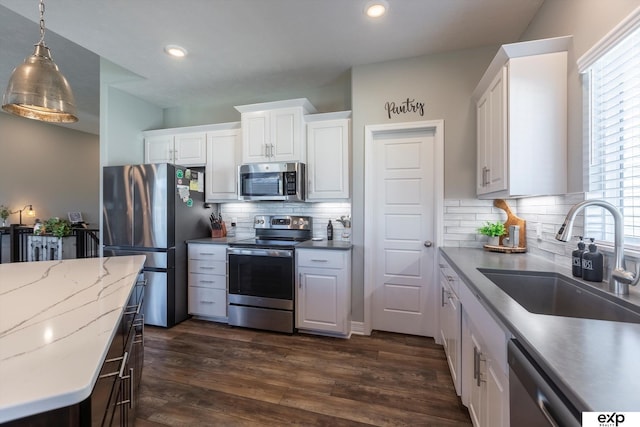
<box><xmin>43</xmin><ymin>217</ymin><xmax>73</xmax><ymax>238</ymax></box>
<box><xmin>0</xmin><ymin>205</ymin><xmax>9</xmax><ymax>227</ymax></box>
<box><xmin>478</xmin><ymin>221</ymin><xmax>506</xmax><ymax>246</ymax></box>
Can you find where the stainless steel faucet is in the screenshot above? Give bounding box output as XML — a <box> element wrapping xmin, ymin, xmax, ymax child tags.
<box><xmin>556</xmin><ymin>199</ymin><xmax>640</xmax><ymax>295</ymax></box>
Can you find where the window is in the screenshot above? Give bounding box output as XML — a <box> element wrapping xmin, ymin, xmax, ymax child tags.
<box><xmin>581</xmin><ymin>11</ymin><xmax>640</xmax><ymax>247</ymax></box>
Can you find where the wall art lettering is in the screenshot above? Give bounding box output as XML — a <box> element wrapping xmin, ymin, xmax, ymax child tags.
<box><xmin>384</xmin><ymin>98</ymin><xmax>425</xmax><ymax>119</ymax></box>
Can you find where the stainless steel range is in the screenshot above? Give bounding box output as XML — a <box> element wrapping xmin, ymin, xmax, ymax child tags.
<box><xmin>227</xmin><ymin>215</ymin><xmax>312</xmax><ymax>333</ymax></box>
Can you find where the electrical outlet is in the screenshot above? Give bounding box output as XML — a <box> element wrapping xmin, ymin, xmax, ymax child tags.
<box><xmin>536</xmin><ymin>222</ymin><xmax>543</xmax><ymax>240</ymax></box>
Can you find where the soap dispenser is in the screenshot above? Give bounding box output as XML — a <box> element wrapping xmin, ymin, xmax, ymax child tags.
<box><xmin>571</xmin><ymin>237</ymin><xmax>587</xmax><ymax>277</ymax></box>
<box><xmin>582</xmin><ymin>238</ymin><xmax>604</xmax><ymax>282</ymax></box>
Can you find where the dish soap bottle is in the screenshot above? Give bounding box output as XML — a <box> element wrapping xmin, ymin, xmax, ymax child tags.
<box><xmin>327</xmin><ymin>220</ymin><xmax>333</xmax><ymax>241</ymax></box>
<box><xmin>582</xmin><ymin>238</ymin><xmax>604</xmax><ymax>282</ymax></box>
<box><xmin>572</xmin><ymin>237</ymin><xmax>586</xmax><ymax>277</ymax></box>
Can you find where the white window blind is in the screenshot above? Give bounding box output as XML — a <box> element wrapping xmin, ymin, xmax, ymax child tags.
<box><xmin>584</xmin><ymin>23</ymin><xmax>640</xmax><ymax>246</ymax></box>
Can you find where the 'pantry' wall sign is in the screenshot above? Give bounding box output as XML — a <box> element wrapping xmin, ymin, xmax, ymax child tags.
<box><xmin>384</xmin><ymin>98</ymin><xmax>425</xmax><ymax>119</ymax></box>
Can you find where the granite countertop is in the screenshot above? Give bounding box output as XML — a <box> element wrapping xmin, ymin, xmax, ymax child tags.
<box><xmin>0</xmin><ymin>255</ymin><xmax>146</xmax><ymax>423</ymax></box>
<box><xmin>440</xmin><ymin>247</ymin><xmax>640</xmax><ymax>413</ymax></box>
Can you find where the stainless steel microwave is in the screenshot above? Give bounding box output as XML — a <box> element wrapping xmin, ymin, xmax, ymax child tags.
<box><xmin>238</xmin><ymin>162</ymin><xmax>305</xmax><ymax>201</ymax></box>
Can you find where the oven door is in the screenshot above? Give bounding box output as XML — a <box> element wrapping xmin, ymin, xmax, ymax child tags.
<box><xmin>227</xmin><ymin>247</ymin><xmax>294</xmax><ymax>310</ymax></box>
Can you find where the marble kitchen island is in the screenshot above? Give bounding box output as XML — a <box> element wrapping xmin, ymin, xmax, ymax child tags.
<box><xmin>0</xmin><ymin>255</ymin><xmax>146</xmax><ymax>424</ymax></box>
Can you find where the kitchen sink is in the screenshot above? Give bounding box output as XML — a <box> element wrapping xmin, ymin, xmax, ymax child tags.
<box><xmin>478</xmin><ymin>269</ymin><xmax>640</xmax><ymax>324</ymax></box>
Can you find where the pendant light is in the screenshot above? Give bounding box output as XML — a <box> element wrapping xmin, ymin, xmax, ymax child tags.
<box><xmin>2</xmin><ymin>0</ymin><xmax>78</xmax><ymax>123</ymax></box>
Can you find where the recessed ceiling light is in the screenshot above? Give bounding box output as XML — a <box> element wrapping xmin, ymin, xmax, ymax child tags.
<box><xmin>365</xmin><ymin>0</ymin><xmax>388</xmax><ymax>18</ymax></box>
<box><xmin>164</xmin><ymin>44</ymin><xmax>188</xmax><ymax>58</ymax></box>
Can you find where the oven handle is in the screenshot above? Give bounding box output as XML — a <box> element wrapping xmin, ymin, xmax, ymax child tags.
<box><xmin>227</xmin><ymin>247</ymin><xmax>293</xmax><ymax>258</ymax></box>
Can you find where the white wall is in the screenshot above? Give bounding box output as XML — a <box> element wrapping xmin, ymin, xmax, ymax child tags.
<box><xmin>0</xmin><ymin>112</ymin><xmax>99</xmax><ymax>225</ymax></box>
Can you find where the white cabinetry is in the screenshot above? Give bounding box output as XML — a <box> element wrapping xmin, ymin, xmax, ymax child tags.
<box><xmin>144</xmin><ymin>131</ymin><xmax>207</xmax><ymax>166</ymax></box>
<box><xmin>306</xmin><ymin>112</ymin><xmax>351</xmax><ymax>200</ymax></box>
<box><xmin>205</xmin><ymin>125</ymin><xmax>241</xmax><ymax>202</ymax></box>
<box><xmin>296</xmin><ymin>248</ymin><xmax>351</xmax><ymax>336</ymax></box>
<box><xmin>235</xmin><ymin>98</ymin><xmax>316</xmax><ymax>163</ymax></box>
<box><xmin>187</xmin><ymin>244</ymin><xmax>228</xmax><ymax>321</ymax></box>
<box><xmin>438</xmin><ymin>256</ymin><xmax>461</xmax><ymax>396</ymax></box>
<box><xmin>474</xmin><ymin>36</ymin><xmax>570</xmax><ymax>198</ymax></box>
<box><xmin>459</xmin><ymin>277</ymin><xmax>509</xmax><ymax>427</ymax></box>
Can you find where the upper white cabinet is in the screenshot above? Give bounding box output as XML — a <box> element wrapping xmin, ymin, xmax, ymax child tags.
<box><xmin>205</xmin><ymin>124</ymin><xmax>241</xmax><ymax>202</ymax></box>
<box><xmin>144</xmin><ymin>130</ymin><xmax>207</xmax><ymax>166</ymax></box>
<box><xmin>474</xmin><ymin>36</ymin><xmax>571</xmax><ymax>198</ymax></box>
<box><xmin>306</xmin><ymin>112</ymin><xmax>351</xmax><ymax>200</ymax></box>
<box><xmin>235</xmin><ymin>98</ymin><xmax>316</xmax><ymax>163</ymax></box>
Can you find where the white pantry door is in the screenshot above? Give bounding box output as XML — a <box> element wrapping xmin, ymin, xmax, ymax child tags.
<box><xmin>365</xmin><ymin>121</ymin><xmax>443</xmax><ymax>337</ymax></box>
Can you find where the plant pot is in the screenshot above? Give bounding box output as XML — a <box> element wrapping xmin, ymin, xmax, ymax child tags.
<box><xmin>487</xmin><ymin>236</ymin><xmax>500</xmax><ymax>246</ymax></box>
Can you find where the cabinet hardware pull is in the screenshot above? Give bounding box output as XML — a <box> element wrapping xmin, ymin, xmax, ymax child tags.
<box><xmin>310</xmin><ymin>259</ymin><xmax>328</xmax><ymax>262</ymax></box>
<box><xmin>200</xmin><ymin>280</ymin><xmax>215</xmax><ymax>284</ymax></box>
<box><xmin>441</xmin><ymin>287</ymin><xmax>446</xmax><ymax>307</ymax></box>
<box><xmin>200</xmin><ymin>252</ymin><xmax>215</xmax><ymax>256</ymax></box>
<box><xmin>200</xmin><ymin>300</ymin><xmax>215</xmax><ymax>304</ymax></box>
<box><xmin>299</xmin><ymin>273</ymin><xmax>302</xmax><ymax>289</ymax></box>
<box><xmin>129</xmin><ymin>367</ymin><xmax>134</xmax><ymax>408</ymax></box>
<box><xmin>99</xmin><ymin>354</ymin><xmax>126</xmax><ymax>379</ymax></box>
<box><xmin>447</xmin><ymin>276</ymin><xmax>454</xmax><ymax>282</ymax></box>
<box><xmin>200</xmin><ymin>266</ymin><xmax>215</xmax><ymax>270</ymax></box>
<box><xmin>485</xmin><ymin>168</ymin><xmax>491</xmax><ymax>186</ymax></box>
<box><xmin>473</xmin><ymin>347</ymin><xmax>478</xmax><ymax>381</ymax></box>
<box><xmin>476</xmin><ymin>351</ymin><xmax>486</xmax><ymax>387</ymax></box>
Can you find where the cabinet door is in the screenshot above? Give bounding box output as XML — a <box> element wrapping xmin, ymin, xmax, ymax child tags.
<box><xmin>271</xmin><ymin>107</ymin><xmax>304</xmax><ymax>162</ymax></box>
<box><xmin>477</xmin><ymin>68</ymin><xmax>507</xmax><ymax>195</ymax></box>
<box><xmin>144</xmin><ymin>135</ymin><xmax>174</xmax><ymax>164</ymax></box>
<box><xmin>242</xmin><ymin>111</ymin><xmax>269</xmax><ymax>163</ymax></box>
<box><xmin>485</xmin><ymin>67</ymin><xmax>507</xmax><ymax>193</ymax></box>
<box><xmin>485</xmin><ymin>360</ymin><xmax>508</xmax><ymax>427</ymax></box>
<box><xmin>468</xmin><ymin>331</ymin><xmax>485</xmax><ymax>427</ymax></box>
<box><xmin>206</xmin><ymin>130</ymin><xmax>241</xmax><ymax>201</ymax></box>
<box><xmin>174</xmin><ymin>132</ymin><xmax>207</xmax><ymax>166</ymax></box>
<box><xmin>297</xmin><ymin>269</ymin><xmax>343</xmax><ymax>332</ymax></box>
<box><xmin>306</xmin><ymin>119</ymin><xmax>350</xmax><ymax>200</ymax></box>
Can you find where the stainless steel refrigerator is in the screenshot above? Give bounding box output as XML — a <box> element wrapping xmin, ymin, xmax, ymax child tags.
<box><xmin>103</xmin><ymin>163</ymin><xmax>209</xmax><ymax>327</ymax></box>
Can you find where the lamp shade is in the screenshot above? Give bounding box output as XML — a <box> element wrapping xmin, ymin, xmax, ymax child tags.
<box><xmin>2</xmin><ymin>44</ymin><xmax>78</xmax><ymax>123</ymax></box>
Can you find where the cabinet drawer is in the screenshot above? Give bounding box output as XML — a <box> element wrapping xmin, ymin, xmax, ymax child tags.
<box><xmin>297</xmin><ymin>250</ymin><xmax>345</xmax><ymax>269</ymax></box>
<box><xmin>188</xmin><ymin>244</ymin><xmax>227</xmax><ymax>261</ymax></box>
<box><xmin>189</xmin><ymin>259</ymin><xmax>226</xmax><ymax>275</ymax></box>
<box><xmin>188</xmin><ymin>273</ymin><xmax>226</xmax><ymax>290</ymax></box>
<box><xmin>189</xmin><ymin>287</ymin><xmax>227</xmax><ymax>317</ymax></box>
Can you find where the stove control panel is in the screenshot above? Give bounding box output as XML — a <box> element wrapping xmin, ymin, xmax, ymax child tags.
<box><xmin>254</xmin><ymin>215</ymin><xmax>312</xmax><ymax>230</ymax></box>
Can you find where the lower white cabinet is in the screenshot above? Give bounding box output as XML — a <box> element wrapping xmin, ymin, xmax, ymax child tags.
<box><xmin>296</xmin><ymin>248</ymin><xmax>351</xmax><ymax>336</ymax></box>
<box><xmin>459</xmin><ymin>275</ymin><xmax>509</xmax><ymax>427</ymax></box>
<box><xmin>438</xmin><ymin>256</ymin><xmax>461</xmax><ymax>395</ymax></box>
<box><xmin>187</xmin><ymin>243</ymin><xmax>228</xmax><ymax>321</ymax></box>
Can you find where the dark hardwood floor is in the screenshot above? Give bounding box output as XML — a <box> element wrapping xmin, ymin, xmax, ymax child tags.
<box><xmin>136</xmin><ymin>319</ymin><xmax>472</xmax><ymax>426</ymax></box>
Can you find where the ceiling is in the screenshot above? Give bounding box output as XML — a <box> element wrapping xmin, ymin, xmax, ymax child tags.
<box><xmin>0</xmin><ymin>0</ymin><xmax>544</xmax><ymax>135</ymax></box>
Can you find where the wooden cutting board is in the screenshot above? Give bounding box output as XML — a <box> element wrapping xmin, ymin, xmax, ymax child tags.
<box><xmin>494</xmin><ymin>199</ymin><xmax>527</xmax><ymax>249</ymax></box>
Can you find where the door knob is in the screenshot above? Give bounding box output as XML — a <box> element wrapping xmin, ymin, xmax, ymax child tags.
<box><xmin>424</xmin><ymin>241</ymin><xmax>433</xmax><ymax>247</ymax></box>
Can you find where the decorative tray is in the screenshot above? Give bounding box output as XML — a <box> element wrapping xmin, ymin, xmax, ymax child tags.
<box><xmin>483</xmin><ymin>244</ymin><xmax>527</xmax><ymax>254</ymax></box>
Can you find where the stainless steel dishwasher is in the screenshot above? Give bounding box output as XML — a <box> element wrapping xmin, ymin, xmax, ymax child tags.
<box><xmin>508</xmin><ymin>340</ymin><xmax>582</xmax><ymax>427</ymax></box>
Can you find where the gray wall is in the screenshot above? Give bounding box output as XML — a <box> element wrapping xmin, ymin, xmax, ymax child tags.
<box><xmin>520</xmin><ymin>0</ymin><xmax>640</xmax><ymax>194</ymax></box>
<box><xmin>0</xmin><ymin>112</ymin><xmax>99</xmax><ymax>225</ymax></box>
<box><xmin>162</xmin><ymin>71</ymin><xmax>352</xmax><ymax>128</ymax></box>
<box><xmin>349</xmin><ymin>46</ymin><xmax>498</xmax><ymax>320</ymax></box>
